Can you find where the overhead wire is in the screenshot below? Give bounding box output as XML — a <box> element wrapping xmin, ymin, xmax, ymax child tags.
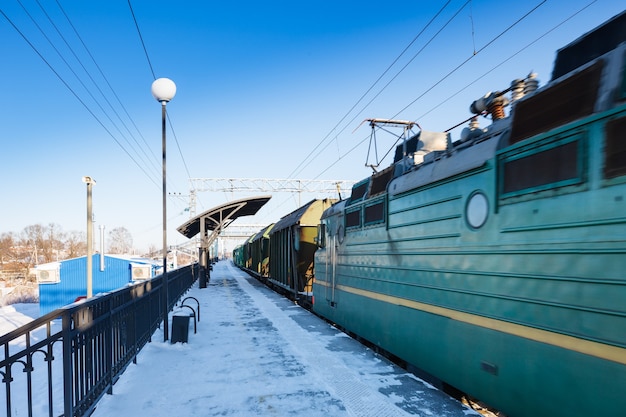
<box><xmin>314</xmin><ymin>0</ymin><xmax>597</xmax><ymax>179</ymax></box>
<box><xmin>127</xmin><ymin>0</ymin><xmax>155</xmax><ymax>80</ymax></box>
<box><xmin>263</xmin><ymin>1</ymin><xmax>461</xmax><ymax>222</ymax></box>
<box><xmin>264</xmin><ymin>1</ymin><xmax>471</xmax><ymax>223</ymax></box>
<box><xmin>0</xmin><ymin>4</ymin><xmax>161</xmax><ymax>189</ymax></box>
<box><xmin>29</xmin><ymin>0</ymin><xmax>162</xmax><ymax>179</ymax></box>
<box><xmin>305</xmin><ymin>0</ymin><xmax>548</xmax><ymax>180</ymax></box>
<box><xmin>415</xmin><ymin>0</ymin><xmax>598</xmax><ymax>125</ymax></box>
<box><xmin>3</xmin><ymin>0</ymin><xmax>197</xmax><ymax>216</ymax></box>
<box><xmin>395</xmin><ymin>0</ymin><xmax>548</xmax><ymax>119</ymax></box>
<box><xmin>53</xmin><ymin>0</ymin><xmax>163</xmax><ymax>177</ymax></box>
<box><xmin>262</xmin><ymin>1</ymin><xmax>473</xmax><ymax>223</ymax></box>
<box><xmin>290</xmin><ymin>0</ymin><xmax>472</xmax><ymax>182</ymax></box>
<box><xmin>127</xmin><ymin>0</ymin><xmax>197</xmax><ymax>211</ymax></box>
<box><xmin>286</xmin><ymin>0</ymin><xmax>454</xmax><ymax>180</ymax></box>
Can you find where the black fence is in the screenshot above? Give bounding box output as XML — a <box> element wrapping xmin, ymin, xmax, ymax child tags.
<box><xmin>1</xmin><ymin>264</ymin><xmax>198</xmax><ymax>417</ymax></box>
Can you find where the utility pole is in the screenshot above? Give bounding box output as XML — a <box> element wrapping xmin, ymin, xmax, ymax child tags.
<box><xmin>82</xmin><ymin>176</ymin><xmax>96</xmax><ymax>298</ymax></box>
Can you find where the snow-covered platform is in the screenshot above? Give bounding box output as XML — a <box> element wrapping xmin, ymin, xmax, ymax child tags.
<box><xmin>91</xmin><ymin>261</ymin><xmax>480</xmax><ymax>417</ymax></box>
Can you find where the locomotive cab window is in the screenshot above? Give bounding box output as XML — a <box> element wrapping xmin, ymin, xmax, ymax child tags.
<box><xmin>315</xmin><ymin>224</ymin><xmax>326</xmax><ymax>248</ymax></box>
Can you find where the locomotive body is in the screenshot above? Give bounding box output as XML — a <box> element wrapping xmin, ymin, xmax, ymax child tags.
<box><xmin>313</xmin><ymin>13</ymin><xmax>626</xmax><ymax>417</ymax></box>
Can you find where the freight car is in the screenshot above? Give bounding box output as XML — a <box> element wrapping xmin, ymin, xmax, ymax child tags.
<box><xmin>312</xmin><ymin>12</ymin><xmax>626</xmax><ymax>417</ymax></box>
<box><xmin>234</xmin><ymin>198</ymin><xmax>335</xmax><ymax>304</ymax></box>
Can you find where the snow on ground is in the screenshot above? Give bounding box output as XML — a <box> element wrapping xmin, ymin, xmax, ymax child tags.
<box><xmin>1</xmin><ymin>301</ymin><xmax>64</xmax><ymax>416</ymax></box>
<box><xmin>1</xmin><ymin>262</ymin><xmax>479</xmax><ymax>416</ymax></box>
<box><xmin>91</xmin><ymin>261</ymin><xmax>479</xmax><ymax>417</ymax></box>
<box><xmin>0</xmin><ymin>302</ymin><xmax>40</xmax><ymax>335</ymax></box>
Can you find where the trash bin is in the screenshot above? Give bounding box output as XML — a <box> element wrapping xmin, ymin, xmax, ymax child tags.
<box><xmin>171</xmin><ymin>315</ymin><xmax>190</xmax><ymax>344</ymax></box>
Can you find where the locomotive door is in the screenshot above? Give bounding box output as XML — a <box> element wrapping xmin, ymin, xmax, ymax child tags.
<box><xmin>326</xmin><ymin>234</ymin><xmax>336</xmax><ymax>306</ymax></box>
<box><xmin>327</xmin><ymin>223</ymin><xmax>342</xmax><ymax>307</ymax></box>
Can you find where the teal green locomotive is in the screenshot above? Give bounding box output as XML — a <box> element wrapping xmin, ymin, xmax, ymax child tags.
<box><xmin>313</xmin><ymin>13</ymin><xmax>626</xmax><ymax>417</ymax></box>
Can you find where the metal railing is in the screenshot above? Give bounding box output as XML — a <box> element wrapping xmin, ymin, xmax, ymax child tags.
<box><xmin>1</xmin><ymin>264</ymin><xmax>198</xmax><ymax>416</ymax></box>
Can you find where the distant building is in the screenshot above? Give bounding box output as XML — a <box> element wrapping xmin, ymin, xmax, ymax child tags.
<box><xmin>32</xmin><ymin>254</ymin><xmax>158</xmax><ymax>315</ymax></box>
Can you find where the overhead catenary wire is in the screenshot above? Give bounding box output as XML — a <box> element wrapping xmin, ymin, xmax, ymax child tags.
<box><xmin>27</xmin><ymin>0</ymin><xmax>162</xmax><ymax>179</ymax></box>
<box><xmin>0</xmin><ymin>4</ymin><xmax>162</xmax><ymax>190</ymax></box>
<box><xmin>395</xmin><ymin>0</ymin><xmax>548</xmax><ymax>119</ymax></box>
<box><xmin>267</xmin><ymin>0</ymin><xmax>551</xmax><ymax>223</ymax></box>
<box><xmin>416</xmin><ymin>0</ymin><xmax>598</xmax><ymax>127</ymax></box>
<box><xmin>267</xmin><ymin>1</ymin><xmax>464</xmax><ymax>222</ymax></box>
<box><xmin>286</xmin><ymin>0</ymin><xmax>455</xmax><ymax>180</ymax></box>
<box><xmin>127</xmin><ymin>0</ymin><xmax>156</xmax><ymax>80</ymax></box>
<box><xmin>53</xmin><ymin>0</ymin><xmax>163</xmax><ymax>177</ymax></box>
<box><xmin>127</xmin><ymin>0</ymin><xmax>196</xmax><ymax>196</ymax></box>
<box><xmin>308</xmin><ymin>0</ymin><xmax>582</xmax><ymax>181</ymax></box>
<box><xmin>3</xmin><ymin>2</ymin><xmax>601</xmax><ymax>226</ymax></box>
<box><xmin>290</xmin><ymin>0</ymin><xmax>473</xmax><ymax>182</ymax></box>
<box><xmin>3</xmin><ymin>0</ymin><xmax>201</xmax><ymax>200</ymax></box>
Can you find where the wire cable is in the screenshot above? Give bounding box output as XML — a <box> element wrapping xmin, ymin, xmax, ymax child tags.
<box><xmin>0</xmin><ymin>5</ymin><xmax>161</xmax><ymax>189</ymax></box>
<box><xmin>395</xmin><ymin>0</ymin><xmax>547</xmax><ymax>119</ymax></box>
<box><xmin>416</xmin><ymin>0</ymin><xmax>598</xmax><ymax>128</ymax></box>
<box><xmin>128</xmin><ymin>0</ymin><xmax>196</xmax><ymax>197</ymax></box>
<box><xmin>286</xmin><ymin>0</ymin><xmax>454</xmax><ymax>180</ymax></box>
<box><xmin>127</xmin><ymin>0</ymin><xmax>155</xmax><ymax>80</ymax></box>
<box><xmin>290</xmin><ymin>0</ymin><xmax>471</xmax><ymax>181</ymax></box>
<box><xmin>305</xmin><ymin>0</ymin><xmax>550</xmax><ymax>180</ymax></box>
<box><xmin>31</xmin><ymin>0</ymin><xmax>162</xmax><ymax>180</ymax></box>
<box><xmin>54</xmin><ymin>0</ymin><xmax>163</xmax><ymax>176</ymax></box>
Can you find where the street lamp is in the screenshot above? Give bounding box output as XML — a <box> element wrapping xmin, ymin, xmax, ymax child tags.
<box><xmin>151</xmin><ymin>77</ymin><xmax>176</xmax><ymax>341</ymax></box>
<box><xmin>82</xmin><ymin>176</ymin><xmax>96</xmax><ymax>298</ymax></box>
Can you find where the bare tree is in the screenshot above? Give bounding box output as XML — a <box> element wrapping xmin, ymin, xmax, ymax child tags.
<box><xmin>21</xmin><ymin>224</ymin><xmax>45</xmax><ymax>266</ymax></box>
<box><xmin>147</xmin><ymin>244</ymin><xmax>158</xmax><ymax>257</ymax></box>
<box><xmin>108</xmin><ymin>227</ymin><xmax>133</xmax><ymax>254</ymax></box>
<box><xmin>44</xmin><ymin>223</ymin><xmax>65</xmax><ymax>263</ymax></box>
<box><xmin>1</xmin><ymin>224</ymin><xmax>92</xmax><ymax>268</ymax></box>
<box><xmin>0</xmin><ymin>232</ymin><xmax>19</xmax><ymax>269</ymax></box>
<box><xmin>66</xmin><ymin>230</ymin><xmax>87</xmax><ymax>258</ymax></box>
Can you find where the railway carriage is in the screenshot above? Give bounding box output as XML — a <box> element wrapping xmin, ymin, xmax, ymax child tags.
<box><xmin>313</xmin><ymin>12</ymin><xmax>626</xmax><ymax>417</ymax></box>
<box><xmin>268</xmin><ymin>199</ymin><xmax>336</xmax><ymax>301</ymax></box>
<box><xmin>249</xmin><ymin>224</ymin><xmax>274</xmax><ymax>277</ymax></box>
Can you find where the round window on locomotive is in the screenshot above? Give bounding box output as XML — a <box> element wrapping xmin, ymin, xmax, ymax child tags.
<box><xmin>465</xmin><ymin>191</ymin><xmax>489</xmax><ymax>229</ymax></box>
<box><xmin>337</xmin><ymin>224</ymin><xmax>345</xmax><ymax>244</ymax></box>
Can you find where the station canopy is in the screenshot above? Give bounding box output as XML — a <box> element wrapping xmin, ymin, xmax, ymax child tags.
<box><xmin>177</xmin><ymin>195</ymin><xmax>271</xmax><ymax>240</ymax></box>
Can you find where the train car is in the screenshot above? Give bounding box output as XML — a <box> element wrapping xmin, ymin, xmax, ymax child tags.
<box><xmin>242</xmin><ymin>233</ymin><xmax>255</xmax><ymax>269</ymax></box>
<box><xmin>313</xmin><ymin>12</ymin><xmax>626</xmax><ymax>417</ymax></box>
<box><xmin>249</xmin><ymin>224</ymin><xmax>274</xmax><ymax>278</ymax></box>
<box><xmin>233</xmin><ymin>235</ymin><xmax>258</xmax><ymax>270</ymax></box>
<box><xmin>268</xmin><ymin>198</ymin><xmax>336</xmax><ymax>303</ymax></box>
<box><xmin>232</xmin><ymin>244</ymin><xmax>244</xmax><ymax>268</ymax></box>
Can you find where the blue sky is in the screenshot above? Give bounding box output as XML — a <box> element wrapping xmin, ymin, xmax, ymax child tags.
<box><xmin>0</xmin><ymin>1</ymin><xmax>623</xmax><ymax>251</ymax></box>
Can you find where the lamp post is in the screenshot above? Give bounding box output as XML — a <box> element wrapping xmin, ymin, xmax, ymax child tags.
<box><xmin>151</xmin><ymin>77</ymin><xmax>176</xmax><ymax>341</ymax></box>
<box><xmin>82</xmin><ymin>176</ymin><xmax>96</xmax><ymax>298</ymax></box>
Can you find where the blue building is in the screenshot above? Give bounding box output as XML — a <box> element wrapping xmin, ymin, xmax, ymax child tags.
<box><xmin>33</xmin><ymin>254</ymin><xmax>156</xmax><ymax>315</ymax></box>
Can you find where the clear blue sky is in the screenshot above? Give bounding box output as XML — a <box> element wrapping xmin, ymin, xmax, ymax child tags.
<box><xmin>1</xmin><ymin>1</ymin><xmax>623</xmax><ymax>251</ymax></box>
